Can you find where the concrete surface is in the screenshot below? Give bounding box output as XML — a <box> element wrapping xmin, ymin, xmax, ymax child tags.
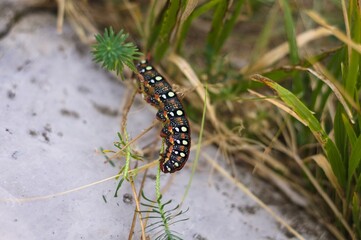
<box><xmin>0</xmin><ymin>8</ymin><xmax>332</xmax><ymax>240</ymax></box>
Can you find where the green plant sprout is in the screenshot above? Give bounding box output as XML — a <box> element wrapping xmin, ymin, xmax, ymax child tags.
<box><xmin>92</xmin><ymin>27</ymin><xmax>142</xmax><ymax>75</ymax></box>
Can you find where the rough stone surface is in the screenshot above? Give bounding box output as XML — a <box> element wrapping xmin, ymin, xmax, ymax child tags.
<box><xmin>0</xmin><ymin>10</ymin><xmax>332</xmax><ymax>240</ymax></box>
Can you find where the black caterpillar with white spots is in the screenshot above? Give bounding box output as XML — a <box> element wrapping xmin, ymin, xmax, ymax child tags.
<box><xmin>136</xmin><ymin>60</ymin><xmax>191</xmax><ymax>173</ymax></box>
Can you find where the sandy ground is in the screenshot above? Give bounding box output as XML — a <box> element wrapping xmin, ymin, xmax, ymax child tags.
<box><xmin>0</xmin><ymin>4</ymin><xmax>332</xmax><ymax>240</ymax></box>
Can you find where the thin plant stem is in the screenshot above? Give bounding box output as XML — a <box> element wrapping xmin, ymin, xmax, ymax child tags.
<box><xmin>129</xmin><ymin>176</ymin><xmax>147</xmax><ymax>240</ymax></box>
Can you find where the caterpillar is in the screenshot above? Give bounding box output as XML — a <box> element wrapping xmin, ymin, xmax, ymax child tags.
<box><xmin>135</xmin><ymin>60</ymin><xmax>191</xmax><ymax>173</ymax></box>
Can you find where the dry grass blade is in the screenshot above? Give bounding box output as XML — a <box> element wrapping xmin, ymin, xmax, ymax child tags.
<box><xmin>121</xmin><ymin>89</ymin><xmax>138</xmax><ymax>133</ymax></box>
<box><xmin>241</xmin><ymin>153</ymin><xmax>309</xmax><ymax>207</ymax></box>
<box><xmin>123</xmin><ymin>0</ymin><xmax>143</xmax><ymax>36</ymax></box>
<box><xmin>203</xmin><ymin>153</ymin><xmax>306</xmax><ymax>240</ymax></box>
<box><xmin>283</xmin><ymin>65</ymin><xmax>355</xmax><ymax>123</ymax></box>
<box><xmin>55</xmin><ymin>0</ymin><xmax>65</xmax><ymax>33</ymax></box>
<box><xmin>64</xmin><ymin>0</ymin><xmax>98</xmax><ymax>43</ymax></box>
<box><xmin>129</xmin><ymin>177</ymin><xmax>147</xmax><ymax>240</ymax></box>
<box><xmin>242</xmin><ymin>144</ymin><xmax>290</xmax><ymax>175</ymax></box>
<box><xmin>110</xmin><ymin>120</ymin><xmax>158</xmax><ymax>160</ymax></box>
<box><xmin>305</xmin><ymin>10</ymin><xmax>361</xmax><ymax>54</ymax></box>
<box><xmin>168</xmin><ymin>53</ymin><xmax>220</xmax><ymax>131</ymax></box>
<box><xmin>341</xmin><ymin>0</ymin><xmax>351</xmax><ymax>61</ymax></box>
<box><xmin>311</xmin><ymin>62</ymin><xmax>361</xmax><ymax>116</ymax></box>
<box><xmin>307</xmin><ymin>154</ymin><xmax>343</xmax><ymax>198</ymax></box>
<box><xmin>248</xmin><ymin>89</ymin><xmax>308</xmax><ymax>126</ymax></box>
<box><xmin>180</xmin><ymin>0</ymin><xmax>199</xmax><ymax>23</ymax></box>
<box><xmin>0</xmin><ymin>174</ymin><xmax>122</xmax><ymax>203</ymax></box>
<box><xmin>290</xmin><ymin>155</ymin><xmax>355</xmax><ymax>240</ymax></box>
<box><xmin>128</xmin><ymin>170</ymin><xmax>148</xmax><ymax>240</ymax></box>
<box><xmin>170</xmin><ymin>55</ymin><xmax>247</xmax><ymax>175</ymax></box>
<box><xmin>241</xmin><ymin>27</ymin><xmax>332</xmax><ymax>74</ymax></box>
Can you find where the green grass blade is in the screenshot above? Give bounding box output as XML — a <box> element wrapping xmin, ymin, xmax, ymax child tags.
<box><xmin>205</xmin><ymin>1</ymin><xmax>227</xmax><ymax>61</ymax></box>
<box><xmin>278</xmin><ymin>0</ymin><xmax>303</xmax><ymax>94</ymax></box>
<box><xmin>334</xmin><ymin>105</ymin><xmax>348</xmax><ymax>160</ymax></box>
<box><xmin>146</xmin><ymin>2</ymin><xmax>166</xmax><ymax>53</ymax></box>
<box><xmin>352</xmin><ymin>193</ymin><xmax>361</xmax><ymax>238</ymax></box>
<box><xmin>176</xmin><ymin>0</ymin><xmax>221</xmax><ymax>52</ymax></box>
<box><xmin>153</xmin><ymin>0</ymin><xmax>182</xmax><ymax>60</ymax></box>
<box><xmin>348</xmin><ymin>135</ymin><xmax>361</xmax><ymax>181</ymax></box>
<box><xmin>182</xmin><ymin>83</ymin><xmax>207</xmax><ymax>203</ymax></box>
<box><xmin>356</xmin><ymin>174</ymin><xmax>361</xmax><ymax>192</ymax></box>
<box><xmin>279</xmin><ymin>0</ymin><xmax>299</xmax><ymax>64</ymax></box>
<box><xmin>214</xmin><ymin>0</ymin><xmax>244</xmax><ymax>54</ymax></box>
<box><xmin>249</xmin><ymin>3</ymin><xmax>279</xmax><ymax>64</ymax></box>
<box><xmin>342</xmin><ymin>114</ymin><xmax>357</xmax><ymax>147</ymax></box>
<box><xmin>251</xmin><ymin>74</ymin><xmax>346</xmax><ymax>187</ymax></box>
<box><xmin>345</xmin><ymin>1</ymin><xmax>361</xmax><ymax>96</ymax></box>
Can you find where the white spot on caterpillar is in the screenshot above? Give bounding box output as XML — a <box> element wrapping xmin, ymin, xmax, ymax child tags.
<box><xmin>167</xmin><ymin>91</ymin><xmax>175</xmax><ymax>97</ymax></box>
<box><xmin>146</xmin><ymin>66</ymin><xmax>152</xmax><ymax>71</ymax></box>
<box><xmin>174</xmin><ymin>151</ymin><xmax>179</xmax><ymax>154</ymax></box>
<box><xmin>182</xmin><ymin>140</ymin><xmax>188</xmax><ymax>145</ymax></box>
<box><xmin>176</xmin><ymin>110</ymin><xmax>183</xmax><ymax>116</ymax></box>
<box><xmin>140</xmin><ymin>60</ymin><xmax>147</xmax><ymax>64</ymax></box>
<box><xmin>174</xmin><ymin>162</ymin><xmax>180</xmax><ymax>167</ymax></box>
<box><xmin>166</xmin><ymin>166</ymin><xmax>171</xmax><ymax>172</ymax></box>
<box><xmin>162</xmin><ymin>94</ymin><xmax>167</xmax><ymax>99</ymax></box>
<box><xmin>176</xmin><ymin>140</ymin><xmax>181</xmax><ymax>144</ymax></box>
<box><xmin>149</xmin><ymin>79</ymin><xmax>155</xmax><ymax>84</ymax></box>
<box><xmin>155</xmin><ymin>76</ymin><xmax>162</xmax><ymax>81</ymax></box>
<box><xmin>181</xmin><ymin>126</ymin><xmax>187</xmax><ymax>132</ymax></box>
<box><xmin>174</xmin><ymin>127</ymin><xmax>180</xmax><ymax>132</ymax></box>
<box><xmin>180</xmin><ymin>152</ymin><xmax>186</xmax><ymax>157</ymax></box>
<box><xmin>169</xmin><ymin>112</ymin><xmax>175</xmax><ymax>117</ymax></box>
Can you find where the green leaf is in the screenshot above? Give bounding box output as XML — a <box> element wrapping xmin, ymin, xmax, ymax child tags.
<box><xmin>212</xmin><ymin>0</ymin><xmax>244</xmax><ymax>55</ymax></box>
<box><xmin>114</xmin><ymin>178</ymin><xmax>125</xmax><ymax>197</ymax></box>
<box><xmin>348</xmin><ymin>135</ymin><xmax>361</xmax><ymax>180</ymax></box>
<box><xmin>177</xmin><ymin>0</ymin><xmax>221</xmax><ymax>52</ymax></box>
<box><xmin>153</xmin><ymin>0</ymin><xmax>182</xmax><ymax>60</ymax></box>
<box><xmin>205</xmin><ymin>0</ymin><xmax>227</xmax><ymax>62</ymax></box>
<box><xmin>334</xmin><ymin>105</ymin><xmax>348</xmax><ymax>159</ymax></box>
<box><xmin>352</xmin><ymin>193</ymin><xmax>360</xmax><ymax>238</ymax></box>
<box><xmin>279</xmin><ymin>0</ymin><xmax>299</xmax><ymax>64</ymax></box>
<box><xmin>252</xmin><ymin>74</ymin><xmax>346</xmax><ymax>187</ymax></box>
<box><xmin>342</xmin><ymin>114</ymin><xmax>357</xmax><ymax>147</ymax></box>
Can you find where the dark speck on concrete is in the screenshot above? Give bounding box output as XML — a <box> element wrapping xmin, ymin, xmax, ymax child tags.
<box><xmin>5</xmin><ymin>128</ymin><xmax>12</xmax><ymax>134</ymax></box>
<box><xmin>92</xmin><ymin>102</ymin><xmax>118</xmax><ymax>117</ymax></box>
<box><xmin>60</xmin><ymin>108</ymin><xmax>80</xmax><ymax>119</ymax></box>
<box><xmin>44</xmin><ymin>124</ymin><xmax>52</xmax><ymax>132</ymax></box>
<box><xmin>193</xmin><ymin>233</ymin><xmax>208</xmax><ymax>240</ymax></box>
<box><xmin>147</xmin><ymin>174</ymin><xmax>157</xmax><ymax>180</ymax></box>
<box><xmin>17</xmin><ymin>59</ymin><xmax>31</xmax><ymax>71</ymax></box>
<box><xmin>282</xmin><ymin>227</ymin><xmax>294</xmax><ymax>239</ymax></box>
<box><xmin>75</xmin><ymin>41</ymin><xmax>88</xmax><ymax>56</ymax></box>
<box><xmin>123</xmin><ymin>193</ymin><xmax>133</xmax><ymax>204</ymax></box>
<box><xmin>29</xmin><ymin>129</ymin><xmax>38</xmax><ymax>136</ymax></box>
<box><xmin>42</xmin><ymin>132</ymin><xmax>49</xmax><ymax>142</ymax></box>
<box><xmin>77</xmin><ymin>85</ymin><xmax>91</xmax><ymax>94</ymax></box>
<box><xmin>7</xmin><ymin>90</ymin><xmax>15</xmax><ymax>99</ymax></box>
<box><xmin>237</xmin><ymin>205</ymin><xmax>258</xmax><ymax>215</ymax></box>
<box><xmin>11</xmin><ymin>151</ymin><xmax>19</xmax><ymax>159</ymax></box>
<box><xmin>58</xmin><ymin>44</ymin><xmax>65</xmax><ymax>52</ymax></box>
